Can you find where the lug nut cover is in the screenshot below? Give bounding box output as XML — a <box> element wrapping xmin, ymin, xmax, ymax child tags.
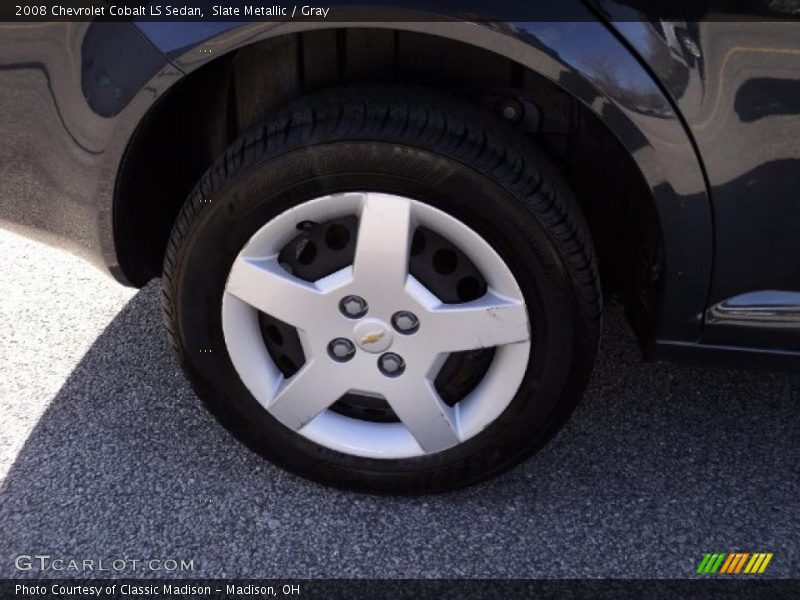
<box><xmin>339</xmin><ymin>295</ymin><xmax>368</xmax><ymax>318</ymax></box>
<box><xmin>328</xmin><ymin>338</ymin><xmax>356</xmax><ymax>362</ymax></box>
<box><xmin>378</xmin><ymin>352</ymin><xmax>405</xmax><ymax>377</ymax></box>
<box><xmin>391</xmin><ymin>311</ymin><xmax>419</xmax><ymax>334</ymax></box>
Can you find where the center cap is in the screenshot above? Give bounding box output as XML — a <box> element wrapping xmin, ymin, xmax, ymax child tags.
<box><xmin>353</xmin><ymin>318</ymin><xmax>394</xmax><ymax>354</ymax></box>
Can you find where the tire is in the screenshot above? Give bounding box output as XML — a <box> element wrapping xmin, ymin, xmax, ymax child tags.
<box><xmin>162</xmin><ymin>85</ymin><xmax>601</xmax><ymax>493</ymax></box>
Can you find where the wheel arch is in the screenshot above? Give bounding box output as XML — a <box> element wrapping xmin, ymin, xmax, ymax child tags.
<box><xmin>112</xmin><ymin>19</ymin><xmax>711</xmax><ymax>343</ymax></box>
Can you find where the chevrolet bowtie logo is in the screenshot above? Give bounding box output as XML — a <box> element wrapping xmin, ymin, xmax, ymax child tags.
<box><xmin>360</xmin><ymin>331</ymin><xmax>385</xmax><ymax>345</ymax></box>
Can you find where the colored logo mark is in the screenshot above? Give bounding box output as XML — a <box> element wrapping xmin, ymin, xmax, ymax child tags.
<box><xmin>696</xmin><ymin>552</ymin><xmax>773</xmax><ymax>574</ymax></box>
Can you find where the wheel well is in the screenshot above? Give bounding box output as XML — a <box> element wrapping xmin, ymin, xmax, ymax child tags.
<box><xmin>115</xmin><ymin>28</ymin><xmax>661</xmax><ymax>308</ymax></box>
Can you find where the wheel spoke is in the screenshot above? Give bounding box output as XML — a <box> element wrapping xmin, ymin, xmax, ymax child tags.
<box><xmin>386</xmin><ymin>379</ymin><xmax>460</xmax><ymax>453</ymax></box>
<box><xmin>420</xmin><ymin>291</ymin><xmax>529</xmax><ymax>353</ymax></box>
<box><xmin>352</xmin><ymin>193</ymin><xmax>413</xmax><ymax>291</ymax></box>
<box><xmin>267</xmin><ymin>361</ymin><xmax>345</xmax><ymax>431</ymax></box>
<box><xmin>225</xmin><ymin>256</ymin><xmax>328</xmax><ymax>327</ymax></box>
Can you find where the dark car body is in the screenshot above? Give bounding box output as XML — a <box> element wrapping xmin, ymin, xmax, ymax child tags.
<box><xmin>1</xmin><ymin>1</ymin><xmax>799</xmax><ymax>367</ymax></box>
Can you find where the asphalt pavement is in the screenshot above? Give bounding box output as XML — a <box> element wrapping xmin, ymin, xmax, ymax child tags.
<box><xmin>0</xmin><ymin>226</ymin><xmax>798</xmax><ymax>579</ymax></box>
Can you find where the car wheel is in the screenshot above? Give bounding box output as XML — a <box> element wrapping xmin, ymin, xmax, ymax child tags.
<box><xmin>162</xmin><ymin>86</ymin><xmax>601</xmax><ymax>493</ymax></box>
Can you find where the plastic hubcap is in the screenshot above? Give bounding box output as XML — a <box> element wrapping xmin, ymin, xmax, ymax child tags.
<box><xmin>221</xmin><ymin>191</ymin><xmax>531</xmax><ymax>459</ymax></box>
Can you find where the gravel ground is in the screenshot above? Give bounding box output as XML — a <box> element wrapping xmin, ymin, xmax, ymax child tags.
<box><xmin>0</xmin><ymin>226</ymin><xmax>798</xmax><ymax>579</ymax></box>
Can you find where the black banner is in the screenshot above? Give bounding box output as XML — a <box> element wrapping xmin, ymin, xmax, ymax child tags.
<box><xmin>4</xmin><ymin>0</ymin><xmax>800</xmax><ymax>22</ymax></box>
<box><xmin>3</xmin><ymin>579</ymin><xmax>800</xmax><ymax>600</ymax></box>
